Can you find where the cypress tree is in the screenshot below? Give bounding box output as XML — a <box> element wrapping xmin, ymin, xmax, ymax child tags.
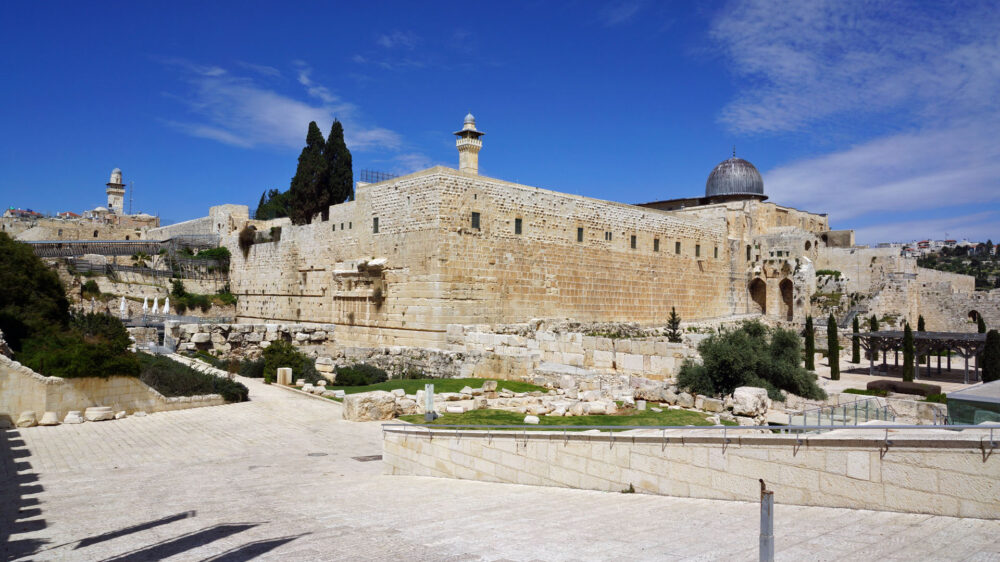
<box><xmin>978</xmin><ymin>315</ymin><xmax>987</xmax><ymax>333</ymax></box>
<box><xmin>666</xmin><ymin>306</ymin><xmax>682</xmax><ymax>343</ymax></box>
<box><xmin>983</xmin><ymin>330</ymin><xmax>1000</xmax><ymax>383</ymax></box>
<box><xmin>323</xmin><ymin>119</ymin><xmax>354</xmax><ymax>208</ymax></box>
<box><xmin>851</xmin><ymin>316</ymin><xmax>860</xmax><ymax>363</ymax></box>
<box><xmin>917</xmin><ymin>315</ymin><xmax>927</xmax><ymax>366</ymax></box>
<box><xmin>870</xmin><ymin>315</ymin><xmax>879</xmax><ymax>332</ymax></box>
<box><xmin>827</xmin><ymin>314</ymin><xmax>840</xmax><ymax>380</ymax></box>
<box><xmin>804</xmin><ymin>316</ymin><xmax>815</xmax><ymax>370</ymax></box>
<box><xmin>902</xmin><ymin>323</ymin><xmax>914</xmax><ymax>382</ymax></box>
<box><xmin>289</xmin><ymin>121</ymin><xmax>328</xmax><ymax>225</ymax></box>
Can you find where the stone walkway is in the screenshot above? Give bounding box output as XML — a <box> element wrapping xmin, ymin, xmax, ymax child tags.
<box><xmin>3</xmin><ymin>377</ymin><xmax>999</xmax><ymax>561</ymax></box>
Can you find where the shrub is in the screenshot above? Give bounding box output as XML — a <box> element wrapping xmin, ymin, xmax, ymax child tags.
<box><xmin>843</xmin><ymin>388</ymin><xmax>888</xmax><ymax>397</ymax></box>
<box><xmin>269</xmin><ymin>226</ymin><xmax>282</xmax><ymax>242</ymax></box>
<box><xmin>239</xmin><ymin>356</ymin><xmax>265</xmax><ymax>378</ymax></box>
<box><xmin>82</xmin><ymin>279</ymin><xmax>100</xmax><ymax>296</ymax></box>
<box><xmin>261</xmin><ymin>340</ymin><xmax>321</xmax><ymax>384</ymax></box>
<box><xmin>666</xmin><ymin>306</ymin><xmax>682</xmax><ymax>343</ymax></box>
<box><xmin>18</xmin><ymin>313</ymin><xmax>139</xmax><ymax>379</ymax></box>
<box><xmin>676</xmin><ymin>321</ymin><xmax>826</xmax><ymax>401</ymax></box>
<box><xmin>867</xmin><ymin>379</ymin><xmax>941</xmax><ymax>397</ymax></box>
<box><xmin>238</xmin><ymin>225</ymin><xmax>256</xmax><ymax>256</ymax></box>
<box><xmin>195</xmin><ymin>247</ymin><xmax>231</xmax><ymax>261</ymax></box>
<box><xmin>804</xmin><ymin>316</ymin><xmax>815</xmax><ymax>370</ymax></box>
<box><xmin>334</xmin><ymin>363</ymin><xmax>388</xmax><ymax>386</ymax></box>
<box><xmin>815</xmin><ymin>269</ymin><xmax>842</xmax><ymax>278</ymax></box>
<box><xmin>0</xmin><ymin>232</ymin><xmax>70</xmax><ymax>351</ymax></box>
<box><xmin>138</xmin><ymin>353</ymin><xmax>248</xmax><ymax>402</ymax></box>
<box><xmin>215</xmin><ymin>291</ymin><xmax>237</xmax><ymax>306</ymax></box>
<box><xmin>983</xmin><ymin>330</ymin><xmax>1000</xmax><ymax>383</ymax></box>
<box><xmin>924</xmin><ymin>393</ymin><xmax>947</xmax><ymax>404</ymax></box>
<box><xmin>396</xmin><ymin>367</ymin><xmax>425</xmax><ymax>380</ymax></box>
<box><xmin>174</xmin><ymin>300</ymin><xmax>188</xmax><ymax>315</ymax></box>
<box><xmin>979</xmin><ymin>316</ymin><xmax>987</xmax><ymax>333</ymax></box>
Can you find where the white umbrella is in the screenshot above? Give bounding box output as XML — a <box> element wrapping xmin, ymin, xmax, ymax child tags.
<box><xmin>142</xmin><ymin>297</ymin><xmax>149</xmax><ymax>314</ymax></box>
<box><xmin>120</xmin><ymin>296</ymin><xmax>127</xmax><ymax>318</ymax></box>
<box><xmin>152</xmin><ymin>297</ymin><xmax>159</xmax><ymax>315</ymax></box>
<box><xmin>163</xmin><ymin>296</ymin><xmax>170</xmax><ymax>315</ymax></box>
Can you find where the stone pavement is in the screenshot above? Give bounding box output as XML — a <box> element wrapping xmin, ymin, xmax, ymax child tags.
<box><xmin>3</xmin><ymin>376</ymin><xmax>999</xmax><ymax>561</ymax></box>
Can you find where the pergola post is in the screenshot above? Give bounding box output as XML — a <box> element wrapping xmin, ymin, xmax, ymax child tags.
<box><xmin>882</xmin><ymin>349</ymin><xmax>887</xmax><ymax>373</ymax></box>
<box><xmin>894</xmin><ymin>349</ymin><xmax>899</xmax><ymax>366</ymax></box>
<box><xmin>948</xmin><ymin>352</ymin><xmax>952</xmax><ymax>371</ymax></box>
<box><xmin>937</xmin><ymin>351</ymin><xmax>941</xmax><ymax>374</ymax></box>
<box><xmin>964</xmin><ymin>353</ymin><xmax>970</xmax><ymax>385</ymax></box>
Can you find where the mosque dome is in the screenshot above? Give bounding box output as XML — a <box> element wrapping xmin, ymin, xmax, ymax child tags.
<box><xmin>464</xmin><ymin>112</ymin><xmax>475</xmax><ymax>124</ymax></box>
<box><xmin>705</xmin><ymin>157</ymin><xmax>764</xmax><ymax>198</ymax></box>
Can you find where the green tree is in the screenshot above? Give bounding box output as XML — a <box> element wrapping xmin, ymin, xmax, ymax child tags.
<box><xmin>917</xmin><ymin>315</ymin><xmax>927</xmax><ymax>366</ymax></box>
<box><xmin>851</xmin><ymin>316</ymin><xmax>860</xmax><ymax>363</ymax></box>
<box><xmin>827</xmin><ymin>314</ymin><xmax>840</xmax><ymax>380</ymax></box>
<box><xmin>288</xmin><ymin>121</ymin><xmax>328</xmax><ymax>225</ymax></box>
<box><xmin>323</xmin><ymin>119</ymin><xmax>354</xmax><ymax>208</ymax></box>
<box><xmin>902</xmin><ymin>323</ymin><xmax>914</xmax><ymax>382</ymax></box>
<box><xmin>804</xmin><ymin>316</ymin><xmax>815</xmax><ymax>370</ymax></box>
<box><xmin>869</xmin><ymin>315</ymin><xmax>879</xmax><ymax>332</ymax></box>
<box><xmin>978</xmin><ymin>315</ymin><xmax>987</xmax><ymax>333</ymax></box>
<box><xmin>255</xmin><ymin>188</ymin><xmax>291</xmax><ymax>220</ymax></box>
<box><xmin>983</xmin><ymin>329</ymin><xmax>1000</xmax><ymax>383</ymax></box>
<box><xmin>0</xmin><ymin>232</ymin><xmax>70</xmax><ymax>351</ymax></box>
<box><xmin>666</xmin><ymin>306</ymin><xmax>682</xmax><ymax>343</ymax></box>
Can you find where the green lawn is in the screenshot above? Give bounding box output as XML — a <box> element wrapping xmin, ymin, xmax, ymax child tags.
<box><xmin>398</xmin><ymin>408</ymin><xmax>735</xmax><ymax>428</ymax></box>
<box><xmin>326</xmin><ymin>378</ymin><xmax>546</xmax><ymax>396</ymax></box>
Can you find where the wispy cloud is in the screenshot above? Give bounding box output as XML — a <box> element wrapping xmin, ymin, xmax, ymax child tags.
<box><xmin>600</xmin><ymin>1</ymin><xmax>646</xmax><ymax>26</ymax></box>
<box><xmin>765</xmin><ymin>119</ymin><xmax>1000</xmax><ymax>223</ymax></box>
<box><xmin>852</xmin><ymin>211</ymin><xmax>998</xmax><ymax>246</ymax></box>
<box><xmin>161</xmin><ymin>59</ymin><xmax>401</xmax><ymax>152</ymax></box>
<box><xmin>711</xmin><ymin>0</ymin><xmax>1000</xmax><ymax>134</ymax></box>
<box><xmin>236</xmin><ymin>61</ymin><xmax>282</xmax><ymax>78</ymax></box>
<box><xmin>376</xmin><ymin>31</ymin><xmax>420</xmax><ymax>49</ymax></box>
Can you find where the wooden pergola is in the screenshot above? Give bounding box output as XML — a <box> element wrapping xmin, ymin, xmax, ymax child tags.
<box><xmin>858</xmin><ymin>331</ymin><xmax>987</xmax><ymax>384</ymax></box>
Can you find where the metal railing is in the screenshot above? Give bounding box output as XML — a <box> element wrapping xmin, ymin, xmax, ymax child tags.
<box><xmin>790</xmin><ymin>397</ymin><xmax>894</xmax><ymax>428</ymax></box>
<box><xmin>381</xmin><ymin>423</ymin><xmax>999</xmax><ymax>450</ymax></box>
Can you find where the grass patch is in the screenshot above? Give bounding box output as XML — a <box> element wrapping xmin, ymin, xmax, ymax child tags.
<box><xmin>399</xmin><ymin>408</ymin><xmax>735</xmax><ymax>428</ymax></box>
<box><xmin>328</xmin><ymin>378</ymin><xmax>546</xmax><ymax>396</ymax></box>
<box><xmin>842</xmin><ymin>388</ymin><xmax>889</xmax><ymax>397</ymax></box>
<box><xmin>923</xmin><ymin>393</ymin><xmax>947</xmax><ymax>404</ymax></box>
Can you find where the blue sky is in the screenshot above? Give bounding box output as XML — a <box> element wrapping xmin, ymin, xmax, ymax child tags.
<box><xmin>1</xmin><ymin>1</ymin><xmax>997</xmax><ymax>244</ymax></box>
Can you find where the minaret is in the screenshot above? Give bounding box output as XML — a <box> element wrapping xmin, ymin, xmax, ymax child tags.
<box><xmin>453</xmin><ymin>113</ymin><xmax>484</xmax><ymax>174</ymax></box>
<box><xmin>106</xmin><ymin>168</ymin><xmax>125</xmax><ymax>215</ymax></box>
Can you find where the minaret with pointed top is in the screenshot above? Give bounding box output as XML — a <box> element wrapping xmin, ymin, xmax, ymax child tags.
<box><xmin>454</xmin><ymin>112</ymin><xmax>484</xmax><ymax>174</ymax></box>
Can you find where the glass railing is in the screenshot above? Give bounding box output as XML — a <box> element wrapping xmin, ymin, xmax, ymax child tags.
<box><xmin>788</xmin><ymin>398</ymin><xmax>894</xmax><ymax>428</ymax></box>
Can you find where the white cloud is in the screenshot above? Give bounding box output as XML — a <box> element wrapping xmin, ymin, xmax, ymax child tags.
<box><xmin>852</xmin><ymin>211</ymin><xmax>998</xmax><ymax>246</ymax></box>
<box><xmin>236</xmin><ymin>61</ymin><xmax>281</xmax><ymax>78</ymax></box>
<box><xmin>765</xmin><ymin>119</ymin><xmax>1000</xmax><ymax>223</ymax></box>
<box><xmin>600</xmin><ymin>1</ymin><xmax>646</xmax><ymax>26</ymax></box>
<box><xmin>711</xmin><ymin>0</ymin><xmax>1000</xmax><ymax>134</ymax></box>
<box><xmin>162</xmin><ymin>59</ymin><xmax>402</xmax><ymax>152</ymax></box>
<box><xmin>376</xmin><ymin>31</ymin><xmax>419</xmax><ymax>49</ymax></box>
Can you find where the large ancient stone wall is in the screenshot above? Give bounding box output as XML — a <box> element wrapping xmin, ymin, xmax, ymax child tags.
<box><xmin>227</xmin><ymin>167</ymin><xmax>835</xmax><ymax>347</ymax></box>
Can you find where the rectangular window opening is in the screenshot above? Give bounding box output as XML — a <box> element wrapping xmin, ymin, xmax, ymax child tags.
<box><xmin>714</xmin><ymin>246</ymin><xmax>719</xmax><ymax>259</ymax></box>
<box><xmin>471</xmin><ymin>212</ymin><xmax>480</xmax><ymax>230</ymax></box>
<box><xmin>654</xmin><ymin>238</ymin><xmax>660</xmax><ymax>252</ymax></box>
<box><xmin>577</xmin><ymin>227</ymin><xmax>584</xmax><ymax>242</ymax></box>
<box><xmin>630</xmin><ymin>235</ymin><xmax>637</xmax><ymax>249</ymax></box>
<box><xmin>373</xmin><ymin>217</ymin><xmax>379</xmax><ymax>233</ymax></box>
<box><xmin>696</xmin><ymin>244</ymin><xmax>701</xmax><ymax>257</ymax></box>
<box><xmin>675</xmin><ymin>241</ymin><xmax>681</xmax><ymax>255</ymax></box>
<box><xmin>515</xmin><ymin>218</ymin><xmax>522</xmax><ymax>235</ymax></box>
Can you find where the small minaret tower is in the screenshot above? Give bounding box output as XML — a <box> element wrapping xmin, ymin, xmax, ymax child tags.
<box><xmin>453</xmin><ymin>112</ymin><xmax>484</xmax><ymax>174</ymax></box>
<box><xmin>106</xmin><ymin>168</ymin><xmax>125</xmax><ymax>215</ymax></box>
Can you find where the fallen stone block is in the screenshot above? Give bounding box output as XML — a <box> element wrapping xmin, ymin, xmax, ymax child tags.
<box><xmin>676</xmin><ymin>392</ymin><xmax>694</xmax><ymax>408</ymax></box>
<box><xmin>524</xmin><ymin>415</ymin><xmax>540</xmax><ymax>424</ymax></box>
<box><xmin>39</xmin><ymin>411</ymin><xmax>60</xmax><ymax>426</ymax></box>
<box><xmin>702</xmin><ymin>397</ymin><xmax>724</xmax><ymax>413</ymax></box>
<box><xmin>115</xmin><ymin>411</ymin><xmax>127</xmax><ymax>420</ymax></box>
<box><xmin>445</xmin><ymin>405</ymin><xmax>465</xmax><ymax>414</ymax></box>
<box><xmin>481</xmin><ymin>380</ymin><xmax>498</xmax><ymax>392</ymax></box>
<box><xmin>132</xmin><ymin>411</ymin><xmax>147</xmax><ymax>417</ymax></box>
<box><xmin>391</xmin><ymin>388</ymin><xmax>405</xmax><ymax>397</ymax></box>
<box><xmin>650</xmin><ymin>407</ymin><xmax>663</xmax><ymax>413</ymax></box>
<box><xmin>16</xmin><ymin>411</ymin><xmax>37</xmax><ymax>428</ymax></box>
<box><xmin>342</xmin><ymin>391</ymin><xmax>397</xmax><ymax>421</ymax></box>
<box><xmin>64</xmin><ymin>411</ymin><xmax>85</xmax><ymax>424</ymax></box>
<box><xmin>396</xmin><ymin>399</ymin><xmax>420</xmax><ymax>416</ymax></box>
<box><xmin>459</xmin><ymin>386</ymin><xmax>474</xmax><ymax>395</ymax></box>
<box><xmin>84</xmin><ymin>407</ymin><xmax>115</xmax><ymax>422</ymax></box>
<box><xmin>732</xmin><ymin>387</ymin><xmax>770</xmax><ymax>417</ymax></box>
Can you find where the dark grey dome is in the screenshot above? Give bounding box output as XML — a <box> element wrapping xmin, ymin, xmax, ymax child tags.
<box><xmin>705</xmin><ymin>157</ymin><xmax>764</xmax><ymax>198</ymax></box>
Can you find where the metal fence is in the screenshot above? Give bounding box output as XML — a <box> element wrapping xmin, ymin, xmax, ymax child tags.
<box><xmin>789</xmin><ymin>397</ymin><xmax>894</xmax><ymax>427</ymax></box>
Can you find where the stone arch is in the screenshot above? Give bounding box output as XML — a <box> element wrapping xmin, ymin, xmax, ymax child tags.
<box><xmin>821</xmin><ymin>233</ymin><xmax>829</xmax><ymax>245</ymax></box>
<box><xmin>749</xmin><ymin>278</ymin><xmax>767</xmax><ymax>315</ymax></box>
<box><xmin>779</xmin><ymin>278</ymin><xmax>794</xmax><ymax>321</ymax></box>
<box><xmin>805</xmin><ymin>240</ymin><xmax>812</xmax><ymax>251</ymax></box>
<box><xmin>969</xmin><ymin>310</ymin><xmax>981</xmax><ymax>323</ymax></box>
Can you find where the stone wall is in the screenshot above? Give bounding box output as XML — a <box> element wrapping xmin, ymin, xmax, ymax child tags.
<box><xmin>383</xmin><ymin>426</ymin><xmax>999</xmax><ymax>519</ymax></box>
<box><xmin>227</xmin><ymin>167</ymin><xmax>831</xmax><ymax>348</ymax></box>
<box><xmin>0</xmin><ymin>354</ymin><xmax>225</xmax><ymax>424</ymax></box>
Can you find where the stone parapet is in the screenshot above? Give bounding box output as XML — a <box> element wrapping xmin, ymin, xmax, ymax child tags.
<box><xmin>383</xmin><ymin>425</ymin><xmax>1000</xmax><ymax>519</ymax></box>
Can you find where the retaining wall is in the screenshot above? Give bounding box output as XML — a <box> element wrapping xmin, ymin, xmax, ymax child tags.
<box><xmin>383</xmin><ymin>426</ymin><xmax>999</xmax><ymax>519</ymax></box>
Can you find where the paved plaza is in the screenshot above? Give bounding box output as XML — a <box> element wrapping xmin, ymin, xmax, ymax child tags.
<box><xmin>3</xmin><ymin>377</ymin><xmax>999</xmax><ymax>561</ymax></box>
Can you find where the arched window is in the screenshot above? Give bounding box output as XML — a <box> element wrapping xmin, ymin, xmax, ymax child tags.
<box><xmin>749</xmin><ymin>278</ymin><xmax>767</xmax><ymax>315</ymax></box>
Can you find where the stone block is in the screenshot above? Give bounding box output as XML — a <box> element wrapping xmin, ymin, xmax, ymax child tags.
<box><xmin>523</xmin><ymin>415</ymin><xmax>540</xmax><ymax>424</ymax></box>
<box><xmin>190</xmin><ymin>333</ymin><xmax>211</xmax><ymax>344</ymax></box>
<box><xmin>38</xmin><ymin>411</ymin><xmax>60</xmax><ymax>426</ymax></box>
<box><xmin>16</xmin><ymin>411</ymin><xmax>37</xmax><ymax>428</ymax></box>
<box><xmin>276</xmin><ymin>368</ymin><xmax>293</xmax><ymax>386</ymax></box>
<box><xmin>732</xmin><ymin>387</ymin><xmax>770</xmax><ymax>416</ymax></box>
<box><xmin>64</xmin><ymin>411</ymin><xmax>84</xmax><ymax>424</ymax></box>
<box><xmin>701</xmin><ymin>397</ymin><xmax>724</xmax><ymax>413</ymax></box>
<box><xmin>342</xmin><ymin>391</ymin><xmax>397</xmax><ymax>421</ymax></box>
<box><xmin>446</xmin><ymin>405</ymin><xmax>465</xmax><ymax>414</ymax></box>
<box><xmin>676</xmin><ymin>392</ymin><xmax>694</xmax><ymax>408</ymax></box>
<box><xmin>84</xmin><ymin>406</ymin><xmax>115</xmax><ymax>422</ymax></box>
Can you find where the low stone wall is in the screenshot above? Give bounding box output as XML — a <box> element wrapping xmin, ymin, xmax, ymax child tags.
<box><xmin>167</xmin><ymin>321</ymin><xmax>336</xmax><ymax>355</ymax></box>
<box><xmin>0</xmin><ymin>354</ymin><xmax>225</xmax><ymax>425</ymax></box>
<box><xmin>383</xmin><ymin>426</ymin><xmax>999</xmax><ymax>519</ymax></box>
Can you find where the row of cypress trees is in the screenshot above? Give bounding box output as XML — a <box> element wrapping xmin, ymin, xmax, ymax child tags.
<box><xmin>804</xmin><ymin>312</ymin><xmax>1000</xmax><ymax>383</ymax></box>
<box><xmin>256</xmin><ymin>120</ymin><xmax>354</xmax><ymax>225</ymax></box>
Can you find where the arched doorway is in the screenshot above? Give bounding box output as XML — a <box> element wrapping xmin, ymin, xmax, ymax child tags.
<box><xmin>779</xmin><ymin>279</ymin><xmax>794</xmax><ymax>321</ymax></box>
<box><xmin>749</xmin><ymin>278</ymin><xmax>767</xmax><ymax>315</ymax></box>
<box><xmin>969</xmin><ymin>310</ymin><xmax>981</xmax><ymax>323</ymax></box>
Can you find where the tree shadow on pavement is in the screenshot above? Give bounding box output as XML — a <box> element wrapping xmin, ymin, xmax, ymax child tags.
<box><xmin>0</xmin><ymin>428</ymin><xmax>48</xmax><ymax>561</ymax></box>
